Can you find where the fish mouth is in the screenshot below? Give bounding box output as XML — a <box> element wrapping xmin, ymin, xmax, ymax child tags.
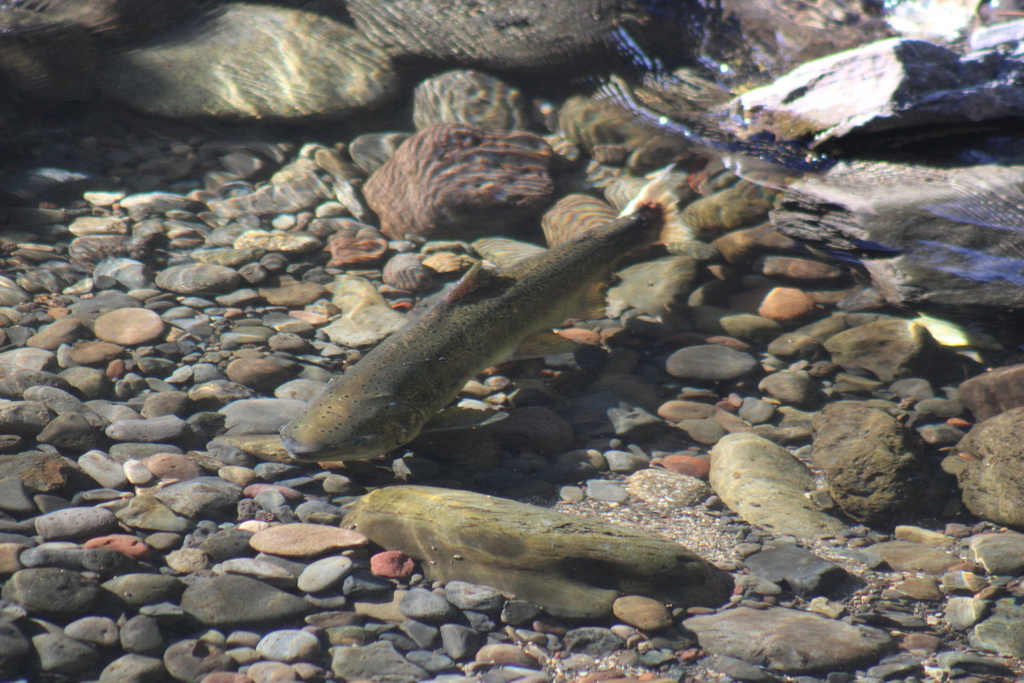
<box><xmin>279</xmin><ymin>433</ymin><xmax>327</xmax><ymax>461</ymax></box>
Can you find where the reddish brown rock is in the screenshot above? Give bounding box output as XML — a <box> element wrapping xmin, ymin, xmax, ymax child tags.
<box><xmin>324</xmin><ymin>223</ymin><xmax>389</xmax><ymax>267</ymax></box>
<box><xmin>958</xmin><ymin>364</ymin><xmax>1024</xmax><ymax>423</ymax></box>
<box><xmin>141</xmin><ymin>453</ymin><xmax>203</xmax><ymax>482</ymax></box>
<box><xmin>363</xmin><ymin>123</ymin><xmax>554</xmax><ymax>240</ymax></box>
<box><xmin>258</xmin><ymin>283</ymin><xmax>328</xmax><ymax>307</ymax></box>
<box><xmin>225</xmin><ymin>357</ymin><xmax>294</xmax><ymax>393</ymax></box>
<box><xmin>729</xmin><ymin>287</ymin><xmax>817</xmax><ymax>322</ymax></box>
<box><xmin>612</xmin><ymin>595</ymin><xmax>673</xmax><ymax>631</ymax></box>
<box><xmin>69</xmin><ymin>341</ymin><xmax>124</xmax><ymax>366</ymax></box>
<box><xmin>659</xmin><ymin>455</ymin><xmax>710</xmax><ymax>479</ymax></box>
<box><xmin>83</xmin><ymin>535</ymin><xmax>151</xmax><ymax>559</ymax></box>
<box><xmin>370</xmin><ymin>550</ymin><xmax>416</xmax><ymax>579</ymax></box>
<box><xmin>243</xmin><ymin>484</ymin><xmax>304</xmax><ymax>501</ymax></box>
<box><xmin>757</xmin><ymin>256</ymin><xmax>846</xmax><ymax>283</ymax></box>
<box><xmin>249</xmin><ymin>523</ymin><xmax>368</xmax><ymax>557</ymax></box>
<box><xmin>26</xmin><ymin>318</ymin><xmax>86</xmax><ymax>350</ymax></box>
<box><xmin>94</xmin><ymin>308</ymin><xmax>166</xmax><ymax>346</ymax></box>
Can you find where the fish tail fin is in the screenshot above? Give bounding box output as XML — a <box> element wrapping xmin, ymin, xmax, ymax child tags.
<box><xmin>619</xmin><ymin>164</ymin><xmax>692</xmax><ymax>245</ymax></box>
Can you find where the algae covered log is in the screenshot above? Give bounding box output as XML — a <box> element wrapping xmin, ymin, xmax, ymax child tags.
<box><xmin>342</xmin><ymin>485</ymin><xmax>731</xmax><ymax>620</ymax></box>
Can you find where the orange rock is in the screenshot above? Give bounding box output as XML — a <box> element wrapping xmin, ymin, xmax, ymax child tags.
<box><xmin>660</xmin><ymin>455</ymin><xmax>710</xmax><ymax>478</ymax></box>
<box><xmin>557</xmin><ymin>328</ymin><xmax>601</xmax><ymax>344</ymax></box>
<box><xmin>84</xmin><ymin>534</ymin><xmax>151</xmax><ymax>559</ymax></box>
<box><xmin>370</xmin><ymin>550</ymin><xmax>416</xmax><ymax>579</ymax></box>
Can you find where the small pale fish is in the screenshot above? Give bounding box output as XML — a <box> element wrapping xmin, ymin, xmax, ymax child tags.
<box><xmin>280</xmin><ymin>168</ymin><xmax>685</xmax><ymax>461</ymax></box>
<box><xmin>912</xmin><ymin>312</ymin><xmax>1003</xmax><ymax>362</ymax></box>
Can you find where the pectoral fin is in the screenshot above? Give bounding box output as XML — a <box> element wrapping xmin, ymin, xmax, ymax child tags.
<box><xmin>422</xmin><ymin>406</ymin><xmax>509</xmax><ymax>433</ymax></box>
<box><xmin>510</xmin><ymin>331</ymin><xmax>580</xmax><ymax>360</ymax></box>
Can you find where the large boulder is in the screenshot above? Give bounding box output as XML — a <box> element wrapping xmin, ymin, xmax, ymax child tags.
<box><xmin>342</xmin><ymin>486</ymin><xmax>731</xmax><ymax>620</ymax></box>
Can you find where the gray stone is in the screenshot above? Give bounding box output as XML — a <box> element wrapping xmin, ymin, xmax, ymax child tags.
<box><xmin>331</xmin><ymin>640</ymin><xmax>428</xmax><ymax>683</ymax></box>
<box><xmin>33</xmin><ymin>628</ymin><xmax>100</xmax><ymax>675</ymax></box>
<box><xmin>180</xmin><ymin>575</ymin><xmax>311</xmax><ymax>626</ymax></box>
<box><xmin>163</xmin><ymin>638</ymin><xmax>232</xmax><ymax>683</ymax></box>
<box><xmin>666</xmin><ymin>345</ymin><xmax>757</xmax><ymax>381</ymax></box>
<box><xmin>758</xmin><ymin>371</ymin><xmax>821</xmax><ymax>409</ymax></box>
<box><xmin>35</xmin><ymin>506</ymin><xmax>118</xmax><ymax>540</ymax></box>
<box><xmin>0</xmin><ymin>476</ymin><xmax>36</xmax><ymax>516</ymax></box>
<box><xmin>444</xmin><ymin>581</ymin><xmax>504</xmax><ymax>612</ymax></box>
<box><xmin>256</xmin><ymin>629</ymin><xmax>320</xmax><ymax>662</ymax></box>
<box><xmin>585</xmin><ymin>479</ymin><xmax>629</xmax><ymax>502</ymax></box>
<box><xmin>219</xmin><ymin>398</ymin><xmax>306</xmax><ymax>435</ymax></box>
<box><xmin>297</xmin><ymin>555</ymin><xmax>354</xmax><ymax>593</ymax></box>
<box><xmin>154</xmin><ymin>477</ymin><xmax>241</xmax><ymax>519</ymax></box>
<box><xmin>64</xmin><ymin>616</ymin><xmax>119</xmax><ymax>647</ymax></box>
<box><xmin>1</xmin><ymin>568</ymin><xmax>98</xmax><ymax>618</ymax></box>
<box><xmin>811</xmin><ymin>402</ymin><xmax>926</xmax><ymax>524</ymax></box>
<box><xmin>101</xmin><ymin>574</ymin><xmax>185</xmax><ymax>607</ymax></box>
<box><xmin>98</xmin><ymin>653</ymin><xmax>166</xmax><ymax>683</ymax></box>
<box><xmin>78</xmin><ymin>450</ymin><xmax>129</xmax><ymax>489</ymax></box>
<box><xmin>970</xmin><ymin>598</ymin><xmax>1024</xmax><ymax>657</ymax></box>
<box><xmin>400</xmin><ymin>588</ymin><xmax>457</xmax><ymax>624</ymax></box>
<box><xmin>563</xmin><ymin>627</ymin><xmax>625</xmax><ymax>656</ymax></box>
<box><xmin>739</xmin><ymin>397</ymin><xmax>774</xmax><ymax>424</ymax></box>
<box><xmin>946</xmin><ymin>597</ymin><xmax>990</xmax><ymax>631</ymax></box>
<box><xmin>106</xmin><ymin>415</ymin><xmax>187</xmax><ymax>442</ymax></box>
<box><xmin>710</xmin><ymin>433</ymin><xmax>847</xmax><ymax>539</ymax></box>
<box><xmin>970</xmin><ymin>532</ymin><xmax>1024</xmax><ymax>576</ymax></box>
<box><xmin>120</xmin><ymin>614</ymin><xmax>163</xmax><ymax>654</ymax></box>
<box><xmin>440</xmin><ymin>623</ymin><xmax>480</xmax><ymax>661</ymax></box>
<box><xmin>684</xmin><ymin>607</ymin><xmax>893</xmax><ymax>674</ymax></box>
<box><xmin>744</xmin><ymin>546</ymin><xmax>848</xmax><ymax>598</ymax></box>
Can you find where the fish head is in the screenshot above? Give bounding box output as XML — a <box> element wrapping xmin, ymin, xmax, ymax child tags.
<box><xmin>280</xmin><ymin>395</ymin><xmax>426</xmax><ymax>461</ymax></box>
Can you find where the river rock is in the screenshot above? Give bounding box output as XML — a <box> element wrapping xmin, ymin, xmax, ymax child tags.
<box><xmin>860</xmin><ymin>541</ymin><xmax>961</xmax><ymax>575</ymax></box>
<box><xmin>2</xmin><ymin>568</ymin><xmax>98</xmax><ymax>618</ymax></box>
<box><xmin>811</xmin><ymin>402</ymin><xmax>926</xmax><ymax>524</ymax></box>
<box><xmin>728</xmin><ymin>38</ymin><xmax>1024</xmax><ymax>146</ymax></box>
<box><xmin>944</xmin><ymin>407</ymin><xmax>1024</xmax><ymax>527</ymax></box>
<box><xmin>606</xmin><ymin>256</ymin><xmax>698</xmax><ymax>318</ymax></box>
<box><xmin>970</xmin><ymin>532</ymin><xmax>1024</xmax><ymax>577</ymax></box>
<box><xmin>709</xmin><ymin>433</ymin><xmax>847</xmax><ymax>538</ymax></box>
<box><xmin>958</xmin><ymin>363</ymin><xmax>1024</xmax><ymax>422</ymax></box>
<box><xmin>363</xmin><ymin>123</ymin><xmax>554</xmax><ymax>240</ymax></box>
<box><xmin>249</xmin><ymin>523</ymin><xmax>367</xmax><ymax>557</ymax></box>
<box><xmin>155</xmin><ymin>264</ymin><xmax>240</xmax><ymax>296</ymax></box>
<box><xmin>331</xmin><ymin>640</ymin><xmax>427</xmax><ymax>683</ymax></box>
<box><xmin>101</xmin><ymin>3</ymin><xmax>398</xmax><ymax>120</ymax></box>
<box><xmin>343</xmin><ymin>485</ymin><xmax>730</xmax><ymax>620</ymax></box>
<box><xmin>414</xmin><ymin>70</ymin><xmax>528</xmax><ymax>132</ymax></box>
<box><xmin>684</xmin><ymin>607</ymin><xmax>893</xmax><ymax>674</ymax></box>
<box><xmin>346</xmin><ymin>0</ymin><xmax>653</xmax><ymax>73</ymax></box>
<box><xmin>35</xmin><ymin>506</ymin><xmax>118</xmax><ymax>541</ymax></box>
<box><xmin>322</xmin><ymin>276</ymin><xmax>407</xmax><ymax>347</ymax></box>
<box><xmin>823</xmin><ymin>319</ymin><xmax>941</xmax><ymax>381</ymax></box>
<box><xmin>744</xmin><ymin>546</ymin><xmax>848</xmax><ymax>598</ymax></box>
<box><xmin>665</xmin><ymin>345</ymin><xmax>757</xmax><ymax>382</ymax></box>
<box><xmin>180</xmin><ymin>575</ymin><xmax>311</xmax><ymax>626</ymax></box>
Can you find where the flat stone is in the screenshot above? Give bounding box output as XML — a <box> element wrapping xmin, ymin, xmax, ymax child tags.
<box><xmin>946</xmin><ymin>596</ymin><xmax>990</xmax><ymax>631</ymax></box>
<box><xmin>256</xmin><ymin>629</ymin><xmax>320</xmax><ymax>662</ymax></box>
<box><xmin>665</xmin><ymin>345</ymin><xmax>757</xmax><ymax>381</ymax></box>
<box><xmin>35</xmin><ymin>506</ymin><xmax>118</xmax><ymax>541</ymax></box>
<box><xmin>98</xmin><ymin>653</ymin><xmax>166</xmax><ymax>683</ymax></box>
<box><xmin>2</xmin><ymin>568</ymin><xmax>98</xmax><ymax>618</ymax></box>
<box><xmin>249</xmin><ymin>523</ymin><xmax>368</xmax><ymax>557</ymax></box>
<box><xmin>860</xmin><ymin>541</ymin><xmax>961</xmax><ymax>575</ymax></box>
<box><xmin>823</xmin><ymin>319</ymin><xmax>940</xmax><ymax>381</ymax></box>
<box><xmin>684</xmin><ymin>607</ymin><xmax>893</xmax><ymax>674</ymax></box>
<box><xmin>297</xmin><ymin>555</ymin><xmax>354</xmax><ymax>593</ymax></box>
<box><xmin>322</xmin><ymin>276</ymin><xmax>407</xmax><ymax>347</ymax></box>
<box><xmin>959</xmin><ymin>363</ymin><xmax>1024</xmax><ymax>422</ymax></box>
<box><xmin>180</xmin><ymin>575</ymin><xmax>311</xmax><ymax>626</ymax></box>
<box><xmin>744</xmin><ymin>546</ymin><xmax>848</xmax><ymax>598</ymax></box>
<box><xmin>331</xmin><ymin>640</ymin><xmax>428</xmax><ymax>683</ymax></box>
<box><xmin>101</xmin><ymin>573</ymin><xmax>185</xmax><ymax>607</ymax></box>
<box><xmin>343</xmin><ymin>485</ymin><xmax>730</xmax><ymax>620</ymax></box>
<box><xmin>106</xmin><ymin>415</ymin><xmax>187</xmax><ymax>442</ymax></box>
<box><xmin>970</xmin><ymin>532</ymin><xmax>1024</xmax><ymax>576</ymax></box>
<box><xmin>710</xmin><ymin>433</ymin><xmax>847</xmax><ymax>539</ymax></box>
<box><xmin>93</xmin><ymin>308</ymin><xmax>166</xmax><ymax>346</ymax></box>
<box><xmin>970</xmin><ymin>598</ymin><xmax>1024</xmax><ymax>657</ymax></box>
<box><xmin>612</xmin><ymin>595</ymin><xmax>673</xmax><ymax>631</ymax></box>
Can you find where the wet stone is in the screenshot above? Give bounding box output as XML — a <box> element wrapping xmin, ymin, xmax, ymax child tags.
<box><xmin>439</xmin><ymin>623</ymin><xmax>481</xmax><ymax>661</ymax></box>
<box><xmin>684</xmin><ymin>607</ymin><xmax>893</xmax><ymax>674</ymax></box>
<box><xmin>585</xmin><ymin>479</ymin><xmax>629</xmax><ymax>503</ymax></box>
<box><xmin>970</xmin><ymin>598</ymin><xmax>1024</xmax><ymax>657</ymax></box>
<box><xmin>257</xmin><ymin>629</ymin><xmax>320</xmax><ymax>662</ymax></box>
<box><xmin>744</xmin><ymin>546</ymin><xmax>848</xmax><ymax>598</ymax></box>
<box><xmin>444</xmin><ymin>581</ymin><xmax>504</xmax><ymax>612</ymax></box>
<box><xmin>331</xmin><ymin>640</ymin><xmax>428</xmax><ymax>683</ymax></box>
<box><xmin>180</xmin><ymin>575</ymin><xmax>311</xmax><ymax>627</ymax></box>
<box><xmin>860</xmin><ymin>541</ymin><xmax>961</xmax><ymax>575</ymax></box>
<box><xmin>946</xmin><ymin>597</ymin><xmax>990</xmax><ymax>631</ymax></box>
<box><xmin>298</xmin><ymin>555</ymin><xmax>354</xmax><ymax>593</ymax></box>
<box><xmin>35</xmin><ymin>506</ymin><xmax>118</xmax><ymax>540</ymax></box>
<box><xmin>249</xmin><ymin>523</ymin><xmax>368</xmax><ymax>557</ymax></box>
<box><xmin>370</xmin><ymin>550</ymin><xmax>416</xmax><ymax>580</ymax></box>
<box><xmin>120</xmin><ymin>614</ymin><xmax>163</xmax><ymax>653</ymax></box>
<box><xmin>564</xmin><ymin>627</ymin><xmax>624</xmax><ymax>655</ymax></box>
<box><xmin>400</xmin><ymin>588</ymin><xmax>458</xmax><ymax>623</ymax></box>
<box><xmin>65</xmin><ymin>616</ymin><xmax>120</xmax><ymax>647</ymax></box>
<box><xmin>666</xmin><ymin>345</ymin><xmax>757</xmax><ymax>381</ymax></box>
<box><xmin>33</xmin><ymin>629</ymin><xmax>100</xmax><ymax>675</ymax></box>
<box><xmin>625</xmin><ymin>468</ymin><xmax>711</xmax><ymax>508</ymax></box>
<box><xmin>163</xmin><ymin>638</ymin><xmax>232</xmax><ymax>683</ymax></box>
<box><xmin>612</xmin><ymin>595</ymin><xmax>673</xmax><ymax>631</ymax></box>
<box><xmin>94</xmin><ymin>308</ymin><xmax>166</xmax><ymax>346</ymax></box>
<box><xmin>2</xmin><ymin>567</ymin><xmax>98</xmax><ymax>618</ymax></box>
<box><xmin>970</xmin><ymin>532</ymin><xmax>1024</xmax><ymax>577</ymax></box>
<box><xmin>106</xmin><ymin>415</ymin><xmax>187</xmax><ymax>442</ymax></box>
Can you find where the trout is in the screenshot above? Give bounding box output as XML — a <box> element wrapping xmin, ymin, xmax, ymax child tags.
<box><xmin>280</xmin><ymin>173</ymin><xmax>684</xmax><ymax>461</ymax></box>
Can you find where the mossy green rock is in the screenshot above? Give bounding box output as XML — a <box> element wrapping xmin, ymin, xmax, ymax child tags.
<box><xmin>342</xmin><ymin>486</ymin><xmax>730</xmax><ymax>620</ymax></box>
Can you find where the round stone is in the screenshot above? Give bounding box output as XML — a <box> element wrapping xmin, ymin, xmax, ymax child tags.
<box><xmin>297</xmin><ymin>556</ymin><xmax>354</xmax><ymax>593</ymax></box>
<box><xmin>93</xmin><ymin>308</ymin><xmax>166</xmax><ymax>346</ymax></box>
<box><xmin>665</xmin><ymin>345</ymin><xmax>758</xmax><ymax>381</ymax></box>
<box><xmin>370</xmin><ymin>550</ymin><xmax>415</xmax><ymax>580</ymax></box>
<box><xmin>256</xmin><ymin>629</ymin><xmax>320</xmax><ymax>662</ymax></box>
<box><xmin>1</xmin><ymin>568</ymin><xmax>99</xmax><ymax>618</ymax></box>
<box><xmin>249</xmin><ymin>524</ymin><xmax>368</xmax><ymax>557</ymax></box>
<box><xmin>35</xmin><ymin>506</ymin><xmax>118</xmax><ymax>541</ymax></box>
<box><xmin>612</xmin><ymin>595</ymin><xmax>673</xmax><ymax>631</ymax></box>
<box><xmin>659</xmin><ymin>455</ymin><xmax>711</xmax><ymax>478</ymax></box>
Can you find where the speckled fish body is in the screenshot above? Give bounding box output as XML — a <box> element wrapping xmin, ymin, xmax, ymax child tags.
<box><xmin>280</xmin><ymin>203</ymin><xmax>668</xmax><ymax>461</ymax></box>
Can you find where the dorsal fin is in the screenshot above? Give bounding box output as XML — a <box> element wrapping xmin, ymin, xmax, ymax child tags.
<box><xmin>441</xmin><ymin>262</ymin><xmax>490</xmax><ymax>303</ymax></box>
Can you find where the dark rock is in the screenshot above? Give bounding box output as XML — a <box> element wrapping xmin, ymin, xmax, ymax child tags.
<box><xmin>744</xmin><ymin>546</ymin><xmax>848</xmax><ymax>598</ymax></box>
<box><xmin>2</xmin><ymin>568</ymin><xmax>98</xmax><ymax>618</ymax></box>
<box><xmin>944</xmin><ymin>407</ymin><xmax>1024</xmax><ymax>527</ymax></box>
<box><xmin>330</xmin><ymin>640</ymin><xmax>428</xmax><ymax>683</ymax></box>
<box><xmin>959</xmin><ymin>363</ymin><xmax>1024</xmax><ymax>422</ymax></box>
<box><xmin>179</xmin><ymin>575</ymin><xmax>311</xmax><ymax>626</ymax></box>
